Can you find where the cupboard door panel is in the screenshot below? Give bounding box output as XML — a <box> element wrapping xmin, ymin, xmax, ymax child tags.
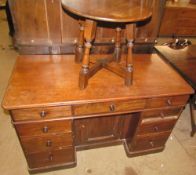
<box><xmin>74</xmin><ymin>116</ymin><xmax>122</xmax><ymax>145</ymax></box>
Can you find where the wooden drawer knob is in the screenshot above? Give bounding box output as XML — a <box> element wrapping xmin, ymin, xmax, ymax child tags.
<box><xmin>42</xmin><ymin>126</ymin><xmax>49</xmax><ymax>133</ymax></box>
<box><xmin>40</xmin><ymin>111</ymin><xmax>46</xmax><ymax>118</ymax></box>
<box><xmin>81</xmin><ymin>124</ymin><xmax>85</xmax><ymax>129</ymax></box>
<box><xmin>109</xmin><ymin>104</ymin><xmax>115</xmax><ymax>112</ymax></box>
<box><xmin>149</xmin><ymin>141</ymin><xmax>154</xmax><ymax>147</ymax></box>
<box><xmin>46</xmin><ymin>140</ymin><xmax>52</xmax><ymax>147</ymax></box>
<box><xmin>160</xmin><ymin>112</ymin><xmax>165</xmax><ymax>118</ymax></box>
<box><xmin>167</xmin><ymin>99</ymin><xmax>172</xmax><ymax>106</ymax></box>
<box><xmin>48</xmin><ymin>153</ymin><xmax>53</xmax><ymax>161</ymax></box>
<box><xmin>154</xmin><ymin>126</ymin><xmax>159</xmax><ymax>132</ymax></box>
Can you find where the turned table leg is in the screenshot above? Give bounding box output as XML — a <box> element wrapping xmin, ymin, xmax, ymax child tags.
<box><xmin>114</xmin><ymin>27</ymin><xmax>122</xmax><ymax>62</ymax></box>
<box><xmin>125</xmin><ymin>41</ymin><xmax>133</xmax><ymax>86</ymax></box>
<box><xmin>125</xmin><ymin>24</ymin><xmax>135</xmax><ymax>86</ymax></box>
<box><xmin>79</xmin><ymin>19</ymin><xmax>97</xmax><ymax>89</ymax></box>
<box><xmin>75</xmin><ymin>20</ymin><xmax>85</xmax><ymax>63</ymax></box>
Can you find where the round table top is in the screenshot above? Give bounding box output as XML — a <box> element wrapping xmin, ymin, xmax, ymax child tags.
<box><xmin>62</xmin><ymin>0</ymin><xmax>153</xmax><ymax>23</ymax></box>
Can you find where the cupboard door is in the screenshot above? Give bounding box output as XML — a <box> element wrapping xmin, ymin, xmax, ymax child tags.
<box><xmin>74</xmin><ymin>116</ymin><xmax>122</xmax><ymax>146</ymax></box>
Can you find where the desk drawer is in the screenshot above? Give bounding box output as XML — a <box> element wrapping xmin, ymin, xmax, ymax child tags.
<box><xmin>138</xmin><ymin>117</ymin><xmax>177</xmax><ymax>135</ymax></box>
<box><xmin>146</xmin><ymin>95</ymin><xmax>189</xmax><ymax>108</ymax></box>
<box><xmin>15</xmin><ymin>120</ymin><xmax>72</xmax><ymax>137</ymax></box>
<box><xmin>26</xmin><ymin>147</ymin><xmax>75</xmax><ymax>169</ymax></box>
<box><xmin>74</xmin><ymin>99</ymin><xmax>146</xmax><ymax>116</ymax></box>
<box><xmin>21</xmin><ymin>133</ymin><xmax>73</xmax><ymax>154</ymax></box>
<box><xmin>131</xmin><ymin>132</ymin><xmax>170</xmax><ymax>151</ymax></box>
<box><xmin>11</xmin><ymin>106</ymin><xmax>72</xmax><ymax>121</ymax></box>
<box><xmin>142</xmin><ymin>108</ymin><xmax>181</xmax><ymax>119</ymax></box>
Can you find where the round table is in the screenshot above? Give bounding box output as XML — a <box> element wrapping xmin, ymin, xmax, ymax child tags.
<box><xmin>62</xmin><ymin>0</ymin><xmax>152</xmax><ymax>89</ymax></box>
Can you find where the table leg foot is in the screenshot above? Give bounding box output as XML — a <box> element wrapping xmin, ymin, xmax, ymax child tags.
<box><xmin>79</xmin><ymin>68</ymin><xmax>89</xmax><ymax>90</ymax></box>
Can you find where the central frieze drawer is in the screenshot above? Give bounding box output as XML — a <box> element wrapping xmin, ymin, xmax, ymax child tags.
<box><xmin>21</xmin><ymin>133</ymin><xmax>73</xmax><ymax>154</ymax></box>
<box><xmin>15</xmin><ymin>120</ymin><xmax>72</xmax><ymax>137</ymax></box>
<box><xmin>11</xmin><ymin>106</ymin><xmax>72</xmax><ymax>121</ymax></box>
<box><xmin>73</xmin><ymin>99</ymin><xmax>146</xmax><ymax>116</ymax></box>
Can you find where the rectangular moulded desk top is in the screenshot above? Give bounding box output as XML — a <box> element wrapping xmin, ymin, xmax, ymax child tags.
<box><xmin>2</xmin><ymin>54</ymin><xmax>193</xmax><ymax>110</ymax></box>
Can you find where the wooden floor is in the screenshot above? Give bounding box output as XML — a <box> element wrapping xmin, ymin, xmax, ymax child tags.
<box><xmin>0</xmin><ymin>10</ymin><xmax>196</xmax><ymax>175</ymax></box>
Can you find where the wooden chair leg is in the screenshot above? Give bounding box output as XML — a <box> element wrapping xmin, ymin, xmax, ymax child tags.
<box><xmin>125</xmin><ymin>24</ymin><xmax>135</xmax><ymax>86</ymax></box>
<box><xmin>114</xmin><ymin>27</ymin><xmax>122</xmax><ymax>62</ymax></box>
<box><xmin>79</xmin><ymin>19</ymin><xmax>97</xmax><ymax>90</ymax></box>
<box><xmin>75</xmin><ymin>20</ymin><xmax>84</xmax><ymax>63</ymax></box>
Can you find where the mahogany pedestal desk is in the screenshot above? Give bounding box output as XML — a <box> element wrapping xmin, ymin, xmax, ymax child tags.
<box><xmin>155</xmin><ymin>45</ymin><xmax>196</xmax><ymax>137</ymax></box>
<box><xmin>2</xmin><ymin>54</ymin><xmax>193</xmax><ymax>173</ymax></box>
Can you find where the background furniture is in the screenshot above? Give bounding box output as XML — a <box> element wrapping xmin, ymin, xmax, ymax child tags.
<box><xmin>62</xmin><ymin>0</ymin><xmax>152</xmax><ymax>89</ymax></box>
<box><xmin>155</xmin><ymin>45</ymin><xmax>196</xmax><ymax>136</ymax></box>
<box><xmin>7</xmin><ymin>0</ymin><xmax>166</xmax><ymax>54</ymax></box>
<box><xmin>2</xmin><ymin>54</ymin><xmax>193</xmax><ymax>173</ymax></box>
<box><xmin>0</xmin><ymin>0</ymin><xmax>6</xmax><ymax>9</ymax></box>
<box><xmin>160</xmin><ymin>0</ymin><xmax>196</xmax><ymax>36</ymax></box>
<box><xmin>190</xmin><ymin>0</ymin><xmax>196</xmax><ymax>4</ymax></box>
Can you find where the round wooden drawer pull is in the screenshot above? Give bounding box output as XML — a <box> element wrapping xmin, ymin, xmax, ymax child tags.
<box><xmin>167</xmin><ymin>99</ymin><xmax>172</xmax><ymax>106</ymax></box>
<box><xmin>48</xmin><ymin>154</ymin><xmax>53</xmax><ymax>161</ymax></box>
<box><xmin>109</xmin><ymin>104</ymin><xmax>115</xmax><ymax>112</ymax></box>
<box><xmin>81</xmin><ymin>124</ymin><xmax>85</xmax><ymax>129</ymax></box>
<box><xmin>160</xmin><ymin>112</ymin><xmax>165</xmax><ymax>118</ymax></box>
<box><xmin>46</xmin><ymin>140</ymin><xmax>52</xmax><ymax>147</ymax></box>
<box><xmin>40</xmin><ymin>111</ymin><xmax>46</xmax><ymax>118</ymax></box>
<box><xmin>43</xmin><ymin>126</ymin><xmax>49</xmax><ymax>133</ymax></box>
<box><xmin>154</xmin><ymin>126</ymin><xmax>159</xmax><ymax>132</ymax></box>
<box><xmin>149</xmin><ymin>141</ymin><xmax>154</xmax><ymax>147</ymax></box>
